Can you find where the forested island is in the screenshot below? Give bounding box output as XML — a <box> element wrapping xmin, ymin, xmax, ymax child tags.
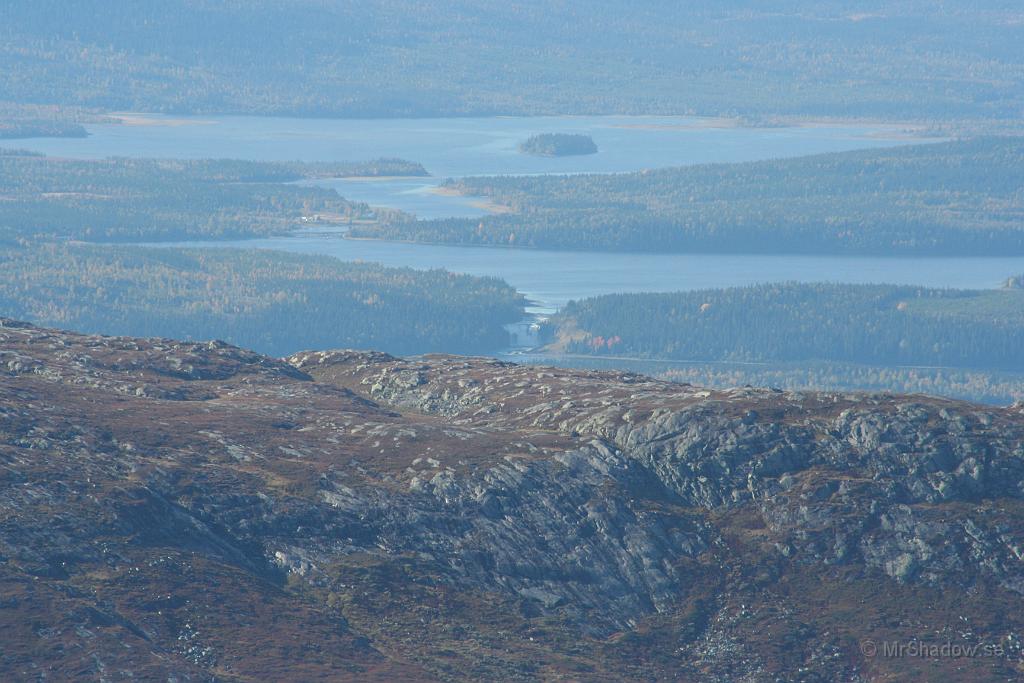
<box><xmin>353</xmin><ymin>138</ymin><xmax>1024</xmax><ymax>256</ymax></box>
<box><xmin>519</xmin><ymin>133</ymin><xmax>597</xmax><ymax>157</ymax></box>
<box><xmin>0</xmin><ymin>243</ymin><xmax>524</xmax><ymax>356</ymax></box>
<box><xmin>0</xmin><ymin>154</ymin><xmax>425</xmax><ymax>242</ymax></box>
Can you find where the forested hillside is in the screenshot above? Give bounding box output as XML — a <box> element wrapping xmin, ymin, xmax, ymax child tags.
<box><xmin>0</xmin><ymin>154</ymin><xmax>425</xmax><ymax>242</ymax></box>
<box><xmin>1</xmin><ymin>2</ymin><xmax>1021</xmax><ymax>120</ymax></box>
<box><xmin>0</xmin><ymin>243</ymin><xmax>524</xmax><ymax>356</ymax></box>
<box><xmin>354</xmin><ymin>138</ymin><xmax>1024</xmax><ymax>256</ymax></box>
<box><xmin>0</xmin><ymin>121</ymin><xmax>86</xmax><ymax>139</ymax></box>
<box><xmin>547</xmin><ymin>282</ymin><xmax>1024</xmax><ymax>371</ymax></box>
<box><xmin>0</xmin><ymin>102</ymin><xmax>110</xmax><ymax>140</ymax></box>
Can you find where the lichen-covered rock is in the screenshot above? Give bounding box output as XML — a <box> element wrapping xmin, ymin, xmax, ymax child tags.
<box><xmin>2</xmin><ymin>321</ymin><xmax>1024</xmax><ymax>681</ymax></box>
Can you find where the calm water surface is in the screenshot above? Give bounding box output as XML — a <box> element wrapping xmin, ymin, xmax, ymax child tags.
<box><xmin>14</xmin><ymin>112</ymin><xmax>1005</xmax><ymax>315</ymax></box>
<box><xmin>170</xmin><ymin>234</ymin><xmax>1024</xmax><ymax>316</ymax></box>
<box><xmin>3</xmin><ymin>113</ymin><xmax>927</xmax><ymax>219</ymax></box>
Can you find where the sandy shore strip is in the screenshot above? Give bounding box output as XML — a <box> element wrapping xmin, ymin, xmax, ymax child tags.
<box><xmin>108</xmin><ymin>112</ymin><xmax>218</xmax><ymax>127</ymax></box>
<box><xmin>428</xmin><ymin>186</ymin><xmax>514</xmax><ymax>214</ymax></box>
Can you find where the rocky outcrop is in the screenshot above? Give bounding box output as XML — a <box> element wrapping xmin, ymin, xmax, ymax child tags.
<box><xmin>1</xmin><ymin>323</ymin><xmax>1023</xmax><ymax>681</ymax></box>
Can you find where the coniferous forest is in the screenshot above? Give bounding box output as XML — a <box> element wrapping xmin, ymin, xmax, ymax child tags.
<box><xmin>353</xmin><ymin>138</ymin><xmax>1024</xmax><ymax>256</ymax></box>
<box><xmin>0</xmin><ymin>153</ymin><xmax>524</xmax><ymax>355</ymax></box>
<box><xmin>547</xmin><ymin>282</ymin><xmax>1024</xmax><ymax>370</ymax></box>
<box><xmin>0</xmin><ymin>243</ymin><xmax>524</xmax><ymax>356</ymax></box>
<box><xmin>2</xmin><ymin>2</ymin><xmax>1022</xmax><ymax>121</ymax></box>
<box><xmin>0</xmin><ymin>153</ymin><xmax>425</xmax><ymax>242</ymax></box>
<box><xmin>6</xmin><ymin>4</ymin><xmax>1024</xmax><ymax>682</ymax></box>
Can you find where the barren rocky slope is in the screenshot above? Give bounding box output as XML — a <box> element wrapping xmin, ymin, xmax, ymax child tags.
<box><xmin>2</xmin><ymin>319</ymin><xmax>1023</xmax><ymax>681</ymax></box>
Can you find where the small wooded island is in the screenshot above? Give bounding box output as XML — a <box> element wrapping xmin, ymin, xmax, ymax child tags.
<box><xmin>519</xmin><ymin>133</ymin><xmax>598</xmax><ymax>157</ymax></box>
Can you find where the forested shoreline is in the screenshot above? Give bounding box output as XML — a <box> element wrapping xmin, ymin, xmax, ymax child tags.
<box><xmin>544</xmin><ymin>282</ymin><xmax>1024</xmax><ymax>371</ymax></box>
<box><xmin>0</xmin><ymin>121</ymin><xmax>87</xmax><ymax>139</ymax></box>
<box><xmin>0</xmin><ymin>243</ymin><xmax>524</xmax><ymax>356</ymax></box>
<box><xmin>0</xmin><ymin>154</ymin><xmax>426</xmax><ymax>242</ymax></box>
<box><xmin>352</xmin><ymin>138</ymin><xmax>1024</xmax><ymax>256</ymax></box>
<box><xmin>0</xmin><ymin>102</ymin><xmax>108</xmax><ymax>140</ymax></box>
<box><xmin>0</xmin><ymin>150</ymin><xmax>530</xmax><ymax>357</ymax></box>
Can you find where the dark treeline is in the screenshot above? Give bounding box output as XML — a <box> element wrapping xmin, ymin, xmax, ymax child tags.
<box><xmin>514</xmin><ymin>354</ymin><xmax>1024</xmax><ymax>406</ymax></box>
<box><xmin>0</xmin><ymin>149</ymin><xmax>43</xmax><ymax>157</ymax></box>
<box><xmin>655</xmin><ymin>363</ymin><xmax>1024</xmax><ymax>406</ymax></box>
<box><xmin>547</xmin><ymin>282</ymin><xmax>1024</xmax><ymax>372</ymax></box>
<box><xmin>0</xmin><ymin>243</ymin><xmax>524</xmax><ymax>357</ymax></box>
<box><xmin>0</xmin><ymin>102</ymin><xmax>109</xmax><ymax>139</ymax></box>
<box><xmin>1</xmin><ymin>2</ymin><xmax>1021</xmax><ymax>120</ymax></box>
<box><xmin>275</xmin><ymin>158</ymin><xmax>428</xmax><ymax>178</ymax></box>
<box><xmin>354</xmin><ymin>138</ymin><xmax>1024</xmax><ymax>256</ymax></box>
<box><xmin>0</xmin><ymin>121</ymin><xmax>87</xmax><ymax>139</ymax></box>
<box><xmin>0</xmin><ymin>155</ymin><xmax>422</xmax><ymax>242</ymax></box>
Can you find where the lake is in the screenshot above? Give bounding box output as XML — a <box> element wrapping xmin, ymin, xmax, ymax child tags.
<box><xmin>2</xmin><ymin>113</ymin><xmax>926</xmax><ymax>219</ymax></box>
<box><xmin>13</xmin><ymin>112</ymin><xmax>1015</xmax><ymax>323</ymax></box>
<box><xmin>172</xmin><ymin>233</ymin><xmax>1024</xmax><ymax>318</ymax></box>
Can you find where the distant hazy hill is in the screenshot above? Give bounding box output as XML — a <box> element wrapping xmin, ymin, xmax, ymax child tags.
<box><xmin>1</xmin><ymin>1</ymin><xmax>1022</xmax><ymax>120</ymax></box>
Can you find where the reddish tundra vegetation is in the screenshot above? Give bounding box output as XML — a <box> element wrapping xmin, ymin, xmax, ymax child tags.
<box><xmin>2</xmin><ymin>318</ymin><xmax>1023</xmax><ymax>681</ymax></box>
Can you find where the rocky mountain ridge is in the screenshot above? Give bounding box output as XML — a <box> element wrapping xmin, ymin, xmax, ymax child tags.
<box><xmin>2</xmin><ymin>319</ymin><xmax>1023</xmax><ymax>681</ymax></box>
